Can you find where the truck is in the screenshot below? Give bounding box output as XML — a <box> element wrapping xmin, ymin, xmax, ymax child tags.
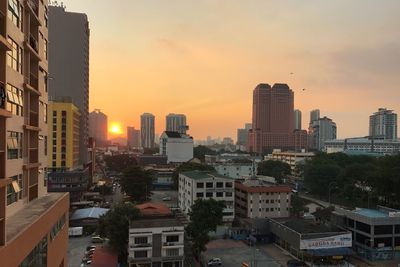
<box><xmin>68</xmin><ymin>227</ymin><xmax>83</xmax><ymax>237</ymax></box>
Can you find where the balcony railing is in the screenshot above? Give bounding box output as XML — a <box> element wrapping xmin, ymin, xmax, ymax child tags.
<box><xmin>131</xmin><ymin>243</ymin><xmax>152</xmax><ymax>248</ymax></box>
<box><xmin>163</xmin><ymin>242</ymin><xmax>184</xmax><ymax>247</ymax></box>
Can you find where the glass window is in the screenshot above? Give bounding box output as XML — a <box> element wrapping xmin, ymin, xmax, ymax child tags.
<box><xmin>134</xmin><ymin>250</ymin><xmax>147</xmax><ymax>258</ymax></box>
<box><xmin>134</xmin><ymin>237</ymin><xmax>148</xmax><ymax>244</ymax></box>
<box><xmin>216</xmin><ymin>192</ymin><xmax>223</xmax><ymax>197</ymax></box>
<box><xmin>225</xmin><ymin>192</ymin><xmax>233</xmax><ymax>197</ymax></box>
<box><xmin>206</xmin><ymin>192</ymin><xmax>213</xmax><ymax>197</ymax></box>
<box><xmin>196</xmin><ymin>192</ymin><xmax>203</xmax><ymax>198</ymax></box>
<box><xmin>166</xmin><ymin>235</ymin><xmax>179</xmax><ymax>243</ymax></box>
<box><xmin>226</xmin><ymin>182</ymin><xmax>233</xmax><ymax>188</ymax></box>
<box><xmin>196</xmin><ymin>182</ymin><xmax>204</xmax><ymax>188</ymax></box>
<box><xmin>44</xmin><ymin>39</ymin><xmax>48</xmax><ymax>60</ymax></box>
<box><xmin>19</xmin><ymin>236</ymin><xmax>47</xmax><ymax>267</ymax></box>
<box><xmin>7</xmin><ymin>131</ymin><xmax>22</xmax><ymax>159</ymax></box>
<box><xmin>206</xmin><ymin>182</ymin><xmax>213</xmax><ymax>188</ymax></box>
<box><xmin>6</xmin><ymin>84</ymin><xmax>23</xmax><ymax>116</ymax></box>
<box><xmin>7</xmin><ymin>0</ymin><xmax>23</xmax><ymax>30</ymax></box>
<box><xmin>7</xmin><ymin>37</ymin><xmax>23</xmax><ymax>73</ymax></box>
<box><xmin>216</xmin><ymin>182</ymin><xmax>223</xmax><ymax>188</ymax></box>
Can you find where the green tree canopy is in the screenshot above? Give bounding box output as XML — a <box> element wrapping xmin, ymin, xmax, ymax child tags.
<box><xmin>120</xmin><ymin>166</ymin><xmax>153</xmax><ymax>202</ymax></box>
<box><xmin>97</xmin><ymin>202</ymin><xmax>139</xmax><ymax>263</ymax></box>
<box><xmin>257</xmin><ymin>160</ymin><xmax>291</xmax><ymax>184</ymax></box>
<box><xmin>104</xmin><ymin>154</ymin><xmax>137</xmax><ymax>172</ymax></box>
<box><xmin>193</xmin><ymin>145</ymin><xmax>216</xmax><ymax>162</ymax></box>
<box><xmin>186</xmin><ymin>199</ymin><xmax>225</xmax><ymax>256</ymax></box>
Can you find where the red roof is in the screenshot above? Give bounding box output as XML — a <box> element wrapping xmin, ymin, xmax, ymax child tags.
<box><xmin>91</xmin><ymin>247</ymin><xmax>118</xmax><ymax>267</ymax></box>
<box><xmin>136</xmin><ymin>202</ymin><xmax>172</xmax><ymax>216</ymax></box>
<box><xmin>235</xmin><ymin>182</ymin><xmax>292</xmax><ymax>193</ymax></box>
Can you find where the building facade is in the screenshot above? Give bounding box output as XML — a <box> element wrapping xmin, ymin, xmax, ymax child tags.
<box><xmin>324</xmin><ymin>138</ymin><xmax>400</xmax><ymax>155</ymax></box>
<box><xmin>0</xmin><ymin>0</ymin><xmax>69</xmax><ymax>265</ymax></box>
<box><xmin>332</xmin><ymin>206</ymin><xmax>400</xmax><ymax>261</ymax></box>
<box><xmin>141</xmin><ymin>113</ymin><xmax>155</xmax><ymax>149</ymax></box>
<box><xmin>49</xmin><ymin>5</ymin><xmax>90</xmax><ymax>164</ymax></box>
<box><xmin>369</xmin><ymin>108</ymin><xmax>397</xmax><ymax>140</ymax></box>
<box><xmin>247</xmin><ymin>83</ymin><xmax>308</xmax><ymax>154</ymax></box>
<box><xmin>178</xmin><ymin>171</ymin><xmax>235</xmax><ymax>222</ymax></box>
<box><xmin>235</xmin><ymin>179</ymin><xmax>292</xmax><ymax>219</ymax></box>
<box><xmin>294</xmin><ymin>109</ymin><xmax>302</xmax><ymax>130</ymax></box>
<box><xmin>268</xmin><ymin>150</ymin><xmax>315</xmax><ymax>175</ymax></box>
<box><xmin>48</xmin><ymin>100</ymin><xmax>80</xmax><ymax>169</ymax></box>
<box><xmin>89</xmin><ymin>109</ymin><xmax>108</xmax><ymax>146</ymax></box>
<box><xmin>309</xmin><ymin>116</ymin><xmax>337</xmax><ymax>151</ymax></box>
<box><xmin>166</xmin><ymin>113</ymin><xmax>187</xmax><ymax>134</ymax></box>
<box><xmin>309</xmin><ymin>109</ymin><xmax>320</xmax><ymax>125</ymax></box>
<box><xmin>129</xmin><ymin>203</ymin><xmax>184</xmax><ymax>267</ymax></box>
<box><xmin>127</xmin><ymin>126</ymin><xmax>140</xmax><ymax>149</ymax></box>
<box><xmin>159</xmin><ymin>131</ymin><xmax>193</xmax><ymax>163</ymax></box>
<box><xmin>214</xmin><ymin>162</ymin><xmax>255</xmax><ymax>179</ymax></box>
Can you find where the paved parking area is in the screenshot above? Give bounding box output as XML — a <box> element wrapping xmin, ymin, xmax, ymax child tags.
<box><xmin>204</xmin><ymin>240</ymin><xmax>280</xmax><ymax>267</ymax></box>
<box><xmin>151</xmin><ymin>190</ymin><xmax>178</xmax><ymax>207</ymax></box>
<box><xmin>68</xmin><ymin>236</ymin><xmax>91</xmax><ymax>267</ymax></box>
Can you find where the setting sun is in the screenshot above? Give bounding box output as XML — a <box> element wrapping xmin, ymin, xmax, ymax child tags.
<box><xmin>109</xmin><ymin>122</ymin><xmax>123</xmax><ymax>135</ymax></box>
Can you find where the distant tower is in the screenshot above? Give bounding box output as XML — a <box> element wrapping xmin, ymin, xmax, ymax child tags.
<box><xmin>310</xmin><ymin>109</ymin><xmax>320</xmax><ymax>125</ymax></box>
<box><xmin>309</xmin><ymin>116</ymin><xmax>337</xmax><ymax>151</ymax></box>
<box><xmin>89</xmin><ymin>109</ymin><xmax>108</xmax><ymax>146</ymax></box>
<box><xmin>369</xmin><ymin>108</ymin><xmax>397</xmax><ymax>140</ymax></box>
<box><xmin>141</xmin><ymin>113</ymin><xmax>155</xmax><ymax>149</ymax></box>
<box><xmin>127</xmin><ymin>127</ymin><xmax>141</xmax><ymax>148</ymax></box>
<box><xmin>166</xmin><ymin>113</ymin><xmax>188</xmax><ymax>134</ymax></box>
<box><xmin>294</xmin><ymin>109</ymin><xmax>302</xmax><ymax>130</ymax></box>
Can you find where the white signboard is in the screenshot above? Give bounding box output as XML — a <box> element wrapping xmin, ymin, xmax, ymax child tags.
<box><xmin>300</xmin><ymin>233</ymin><xmax>352</xmax><ymax>250</ymax></box>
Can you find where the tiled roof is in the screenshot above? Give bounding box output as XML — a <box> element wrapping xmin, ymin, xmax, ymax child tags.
<box><xmin>136</xmin><ymin>202</ymin><xmax>172</xmax><ymax>216</ymax></box>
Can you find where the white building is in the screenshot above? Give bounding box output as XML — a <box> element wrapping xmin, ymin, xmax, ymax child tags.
<box><xmin>160</xmin><ymin>131</ymin><xmax>193</xmax><ymax>163</ymax></box>
<box><xmin>267</xmin><ymin>150</ymin><xmax>315</xmax><ymax>174</ymax></box>
<box><xmin>129</xmin><ymin>203</ymin><xmax>184</xmax><ymax>267</ymax></box>
<box><xmin>178</xmin><ymin>171</ymin><xmax>235</xmax><ymax>222</ymax></box>
<box><xmin>369</xmin><ymin>108</ymin><xmax>397</xmax><ymax>140</ymax></box>
<box><xmin>214</xmin><ymin>162</ymin><xmax>256</xmax><ymax>179</ymax></box>
<box><xmin>325</xmin><ymin>138</ymin><xmax>400</xmax><ymax>155</ymax></box>
<box><xmin>309</xmin><ymin>116</ymin><xmax>337</xmax><ymax>151</ymax></box>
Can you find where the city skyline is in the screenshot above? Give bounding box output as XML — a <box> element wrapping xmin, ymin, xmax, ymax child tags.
<box><xmin>62</xmin><ymin>0</ymin><xmax>400</xmax><ymax>140</ymax></box>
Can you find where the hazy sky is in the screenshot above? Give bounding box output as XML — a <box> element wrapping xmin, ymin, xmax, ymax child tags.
<box><xmin>60</xmin><ymin>0</ymin><xmax>400</xmax><ymax>140</ymax></box>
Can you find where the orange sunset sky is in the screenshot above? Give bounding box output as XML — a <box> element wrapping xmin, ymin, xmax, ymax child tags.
<box><xmin>62</xmin><ymin>0</ymin><xmax>400</xmax><ymax>141</ymax></box>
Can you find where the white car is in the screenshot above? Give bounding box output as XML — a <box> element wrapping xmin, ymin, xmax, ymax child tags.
<box><xmin>162</xmin><ymin>196</ymin><xmax>172</xmax><ymax>201</ymax></box>
<box><xmin>208</xmin><ymin>258</ymin><xmax>222</xmax><ymax>266</ymax></box>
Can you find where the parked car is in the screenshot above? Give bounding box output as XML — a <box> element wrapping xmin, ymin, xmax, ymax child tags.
<box><xmin>91</xmin><ymin>236</ymin><xmax>104</xmax><ymax>243</ymax></box>
<box><xmin>86</xmin><ymin>245</ymin><xmax>96</xmax><ymax>251</ymax></box>
<box><xmin>162</xmin><ymin>196</ymin><xmax>172</xmax><ymax>201</ymax></box>
<box><xmin>207</xmin><ymin>258</ymin><xmax>222</xmax><ymax>266</ymax></box>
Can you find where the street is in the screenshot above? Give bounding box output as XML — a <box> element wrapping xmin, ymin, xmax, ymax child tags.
<box><xmin>68</xmin><ymin>236</ymin><xmax>91</xmax><ymax>267</ymax></box>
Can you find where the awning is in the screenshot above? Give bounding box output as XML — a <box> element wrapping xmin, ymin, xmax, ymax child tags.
<box><xmin>305</xmin><ymin>247</ymin><xmax>353</xmax><ymax>257</ymax></box>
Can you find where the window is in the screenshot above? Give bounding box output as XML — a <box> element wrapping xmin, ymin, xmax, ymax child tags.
<box><xmin>7</xmin><ymin>0</ymin><xmax>23</xmax><ymax>30</ymax></box>
<box><xmin>44</xmin><ymin>6</ymin><xmax>48</xmax><ymax>28</ymax></box>
<box><xmin>7</xmin><ymin>175</ymin><xmax>22</xmax><ymax>205</ymax></box>
<box><xmin>44</xmin><ymin>39</ymin><xmax>48</xmax><ymax>60</ymax></box>
<box><xmin>7</xmin><ymin>37</ymin><xmax>23</xmax><ymax>73</ymax></box>
<box><xmin>225</xmin><ymin>192</ymin><xmax>232</xmax><ymax>197</ymax></box>
<box><xmin>134</xmin><ymin>250</ymin><xmax>147</xmax><ymax>258</ymax></box>
<box><xmin>206</xmin><ymin>192</ymin><xmax>213</xmax><ymax>197</ymax></box>
<box><xmin>271</xmin><ymin>200</ymin><xmax>275</xmax><ymax>204</ymax></box>
<box><xmin>53</xmin><ymin>111</ymin><xmax>57</xmax><ymax>117</ymax></box>
<box><xmin>20</xmin><ymin>236</ymin><xmax>47</xmax><ymax>267</ymax></box>
<box><xmin>7</xmin><ymin>131</ymin><xmax>22</xmax><ymax>159</ymax></box>
<box><xmin>166</xmin><ymin>248</ymin><xmax>179</xmax><ymax>257</ymax></box>
<box><xmin>216</xmin><ymin>182</ymin><xmax>223</xmax><ymax>188</ymax></box>
<box><xmin>6</xmin><ymin>84</ymin><xmax>23</xmax><ymax>116</ymax></box>
<box><xmin>206</xmin><ymin>182</ymin><xmax>213</xmax><ymax>188</ymax></box>
<box><xmin>43</xmin><ymin>71</ymin><xmax>48</xmax><ymax>92</ymax></box>
<box><xmin>196</xmin><ymin>192</ymin><xmax>204</xmax><ymax>198</ymax></box>
<box><xmin>44</xmin><ymin>136</ymin><xmax>47</xmax><ymax>156</ymax></box>
<box><xmin>50</xmin><ymin>214</ymin><xmax>66</xmax><ymax>240</ymax></box>
<box><xmin>166</xmin><ymin>235</ymin><xmax>179</xmax><ymax>243</ymax></box>
<box><xmin>134</xmin><ymin>237</ymin><xmax>148</xmax><ymax>244</ymax></box>
<box><xmin>226</xmin><ymin>182</ymin><xmax>233</xmax><ymax>188</ymax></box>
<box><xmin>196</xmin><ymin>182</ymin><xmax>204</xmax><ymax>188</ymax></box>
<box><xmin>43</xmin><ymin>103</ymin><xmax>47</xmax><ymax>123</ymax></box>
<box><xmin>216</xmin><ymin>192</ymin><xmax>223</xmax><ymax>197</ymax></box>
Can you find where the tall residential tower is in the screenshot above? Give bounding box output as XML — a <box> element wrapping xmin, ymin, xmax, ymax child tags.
<box><xmin>141</xmin><ymin>113</ymin><xmax>155</xmax><ymax>149</ymax></box>
<box><xmin>369</xmin><ymin>108</ymin><xmax>397</xmax><ymax>140</ymax></box>
<box><xmin>0</xmin><ymin>0</ymin><xmax>69</xmax><ymax>265</ymax></box>
<box><xmin>166</xmin><ymin>113</ymin><xmax>187</xmax><ymax>134</ymax></box>
<box><xmin>89</xmin><ymin>109</ymin><xmax>108</xmax><ymax>146</ymax></box>
<box><xmin>48</xmin><ymin>5</ymin><xmax>90</xmax><ymax>164</ymax></box>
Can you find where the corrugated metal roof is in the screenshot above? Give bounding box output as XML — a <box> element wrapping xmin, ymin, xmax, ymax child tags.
<box><xmin>70</xmin><ymin>207</ymin><xmax>109</xmax><ymax>220</ymax></box>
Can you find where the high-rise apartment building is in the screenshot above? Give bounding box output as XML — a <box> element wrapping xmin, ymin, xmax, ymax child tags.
<box><xmin>89</xmin><ymin>109</ymin><xmax>108</xmax><ymax>146</ymax></box>
<box><xmin>248</xmin><ymin>83</ymin><xmax>308</xmax><ymax>153</ymax></box>
<box><xmin>166</xmin><ymin>113</ymin><xmax>187</xmax><ymax>134</ymax></box>
<box><xmin>141</xmin><ymin>113</ymin><xmax>155</xmax><ymax>149</ymax></box>
<box><xmin>237</xmin><ymin>123</ymin><xmax>252</xmax><ymax>146</ymax></box>
<box><xmin>127</xmin><ymin>126</ymin><xmax>140</xmax><ymax>148</ymax></box>
<box><xmin>309</xmin><ymin>116</ymin><xmax>337</xmax><ymax>151</ymax></box>
<box><xmin>48</xmin><ymin>100</ymin><xmax>80</xmax><ymax>169</ymax></box>
<box><xmin>369</xmin><ymin>108</ymin><xmax>397</xmax><ymax>140</ymax></box>
<box><xmin>294</xmin><ymin>109</ymin><xmax>302</xmax><ymax>130</ymax></box>
<box><xmin>0</xmin><ymin>0</ymin><xmax>69</xmax><ymax>265</ymax></box>
<box><xmin>310</xmin><ymin>109</ymin><xmax>320</xmax><ymax>125</ymax></box>
<box><xmin>49</xmin><ymin>5</ymin><xmax>90</xmax><ymax>164</ymax></box>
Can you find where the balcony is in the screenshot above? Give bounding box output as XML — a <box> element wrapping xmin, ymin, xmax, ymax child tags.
<box><xmin>130</xmin><ymin>243</ymin><xmax>152</xmax><ymax>248</ymax></box>
<box><xmin>24</xmin><ymin>0</ymin><xmax>41</xmax><ymax>26</ymax></box>
<box><xmin>163</xmin><ymin>242</ymin><xmax>184</xmax><ymax>247</ymax></box>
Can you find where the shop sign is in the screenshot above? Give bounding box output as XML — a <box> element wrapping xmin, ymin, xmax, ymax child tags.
<box><xmin>300</xmin><ymin>233</ymin><xmax>352</xmax><ymax>250</ymax></box>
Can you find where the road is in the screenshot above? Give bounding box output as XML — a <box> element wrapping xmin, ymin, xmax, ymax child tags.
<box><xmin>68</xmin><ymin>236</ymin><xmax>91</xmax><ymax>267</ymax></box>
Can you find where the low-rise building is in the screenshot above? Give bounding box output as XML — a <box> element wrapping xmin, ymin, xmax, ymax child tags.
<box><xmin>178</xmin><ymin>171</ymin><xmax>235</xmax><ymax>222</ymax></box>
<box><xmin>145</xmin><ymin>166</ymin><xmax>175</xmax><ymax>189</ymax></box>
<box><xmin>332</xmin><ymin>206</ymin><xmax>400</xmax><ymax>261</ymax></box>
<box><xmin>129</xmin><ymin>203</ymin><xmax>184</xmax><ymax>267</ymax></box>
<box><xmin>160</xmin><ymin>131</ymin><xmax>194</xmax><ymax>163</ymax></box>
<box><xmin>267</xmin><ymin>150</ymin><xmax>315</xmax><ymax>175</ymax></box>
<box><xmin>214</xmin><ymin>162</ymin><xmax>255</xmax><ymax>179</ymax></box>
<box><xmin>235</xmin><ymin>178</ymin><xmax>292</xmax><ymax>219</ymax></box>
<box><xmin>325</xmin><ymin>138</ymin><xmax>400</xmax><ymax>155</ymax></box>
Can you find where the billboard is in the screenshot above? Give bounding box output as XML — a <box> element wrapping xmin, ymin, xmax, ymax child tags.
<box><xmin>300</xmin><ymin>233</ymin><xmax>352</xmax><ymax>250</ymax></box>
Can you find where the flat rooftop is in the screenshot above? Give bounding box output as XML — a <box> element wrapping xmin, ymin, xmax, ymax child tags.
<box><xmin>354</xmin><ymin>208</ymin><xmax>391</xmax><ymax>218</ymax></box>
<box><xmin>6</xmin><ymin>193</ymin><xmax>67</xmax><ymax>242</ymax></box>
<box><xmin>130</xmin><ymin>217</ymin><xmax>183</xmax><ymax>229</ymax></box>
<box><xmin>283</xmin><ymin>218</ymin><xmax>343</xmax><ymax>235</ymax></box>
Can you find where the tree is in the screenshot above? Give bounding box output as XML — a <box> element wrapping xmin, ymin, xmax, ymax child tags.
<box><xmin>186</xmin><ymin>199</ymin><xmax>225</xmax><ymax>256</ymax></box>
<box><xmin>257</xmin><ymin>160</ymin><xmax>291</xmax><ymax>184</ymax></box>
<box><xmin>97</xmin><ymin>202</ymin><xmax>139</xmax><ymax>263</ymax></box>
<box><xmin>304</xmin><ymin>163</ymin><xmax>341</xmax><ymax>196</ymax></box>
<box><xmin>120</xmin><ymin>166</ymin><xmax>153</xmax><ymax>202</ymax></box>
<box><xmin>172</xmin><ymin>162</ymin><xmax>215</xmax><ymax>189</ymax></box>
<box><xmin>104</xmin><ymin>154</ymin><xmax>137</xmax><ymax>172</ymax></box>
<box><xmin>193</xmin><ymin>145</ymin><xmax>216</xmax><ymax>162</ymax></box>
<box><xmin>290</xmin><ymin>194</ymin><xmax>308</xmax><ymax>217</ymax></box>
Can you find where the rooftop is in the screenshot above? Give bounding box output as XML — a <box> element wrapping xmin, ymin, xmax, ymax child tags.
<box><xmin>282</xmin><ymin>218</ymin><xmax>344</xmax><ymax>235</ymax></box>
<box><xmin>354</xmin><ymin>208</ymin><xmax>389</xmax><ymax>218</ymax></box>
<box><xmin>130</xmin><ymin>217</ymin><xmax>183</xmax><ymax>229</ymax></box>
<box><xmin>70</xmin><ymin>207</ymin><xmax>109</xmax><ymax>221</ymax></box>
<box><xmin>180</xmin><ymin>170</ymin><xmax>233</xmax><ymax>180</ymax></box>
<box><xmin>6</xmin><ymin>193</ymin><xmax>67</xmax><ymax>242</ymax></box>
<box><xmin>90</xmin><ymin>247</ymin><xmax>118</xmax><ymax>267</ymax></box>
<box><xmin>235</xmin><ymin>179</ymin><xmax>292</xmax><ymax>193</ymax></box>
<box><xmin>136</xmin><ymin>202</ymin><xmax>172</xmax><ymax>216</ymax></box>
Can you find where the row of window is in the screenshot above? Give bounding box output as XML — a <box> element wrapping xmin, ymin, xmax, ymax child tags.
<box><xmin>7</xmin><ymin>174</ymin><xmax>23</xmax><ymax>205</ymax></box>
<box><xmin>196</xmin><ymin>181</ymin><xmax>233</xmax><ymax>188</ymax></box>
<box><xmin>249</xmin><ymin>207</ymin><xmax>288</xmax><ymax>212</ymax></box>
<box><xmin>7</xmin><ymin>131</ymin><xmax>23</xmax><ymax>159</ymax></box>
<box><xmin>6</xmin><ymin>84</ymin><xmax>23</xmax><ymax>116</ymax></box>
<box><xmin>50</xmin><ymin>214</ymin><xmax>66</xmax><ymax>240</ymax></box>
<box><xmin>196</xmin><ymin>191</ymin><xmax>233</xmax><ymax>198</ymax></box>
